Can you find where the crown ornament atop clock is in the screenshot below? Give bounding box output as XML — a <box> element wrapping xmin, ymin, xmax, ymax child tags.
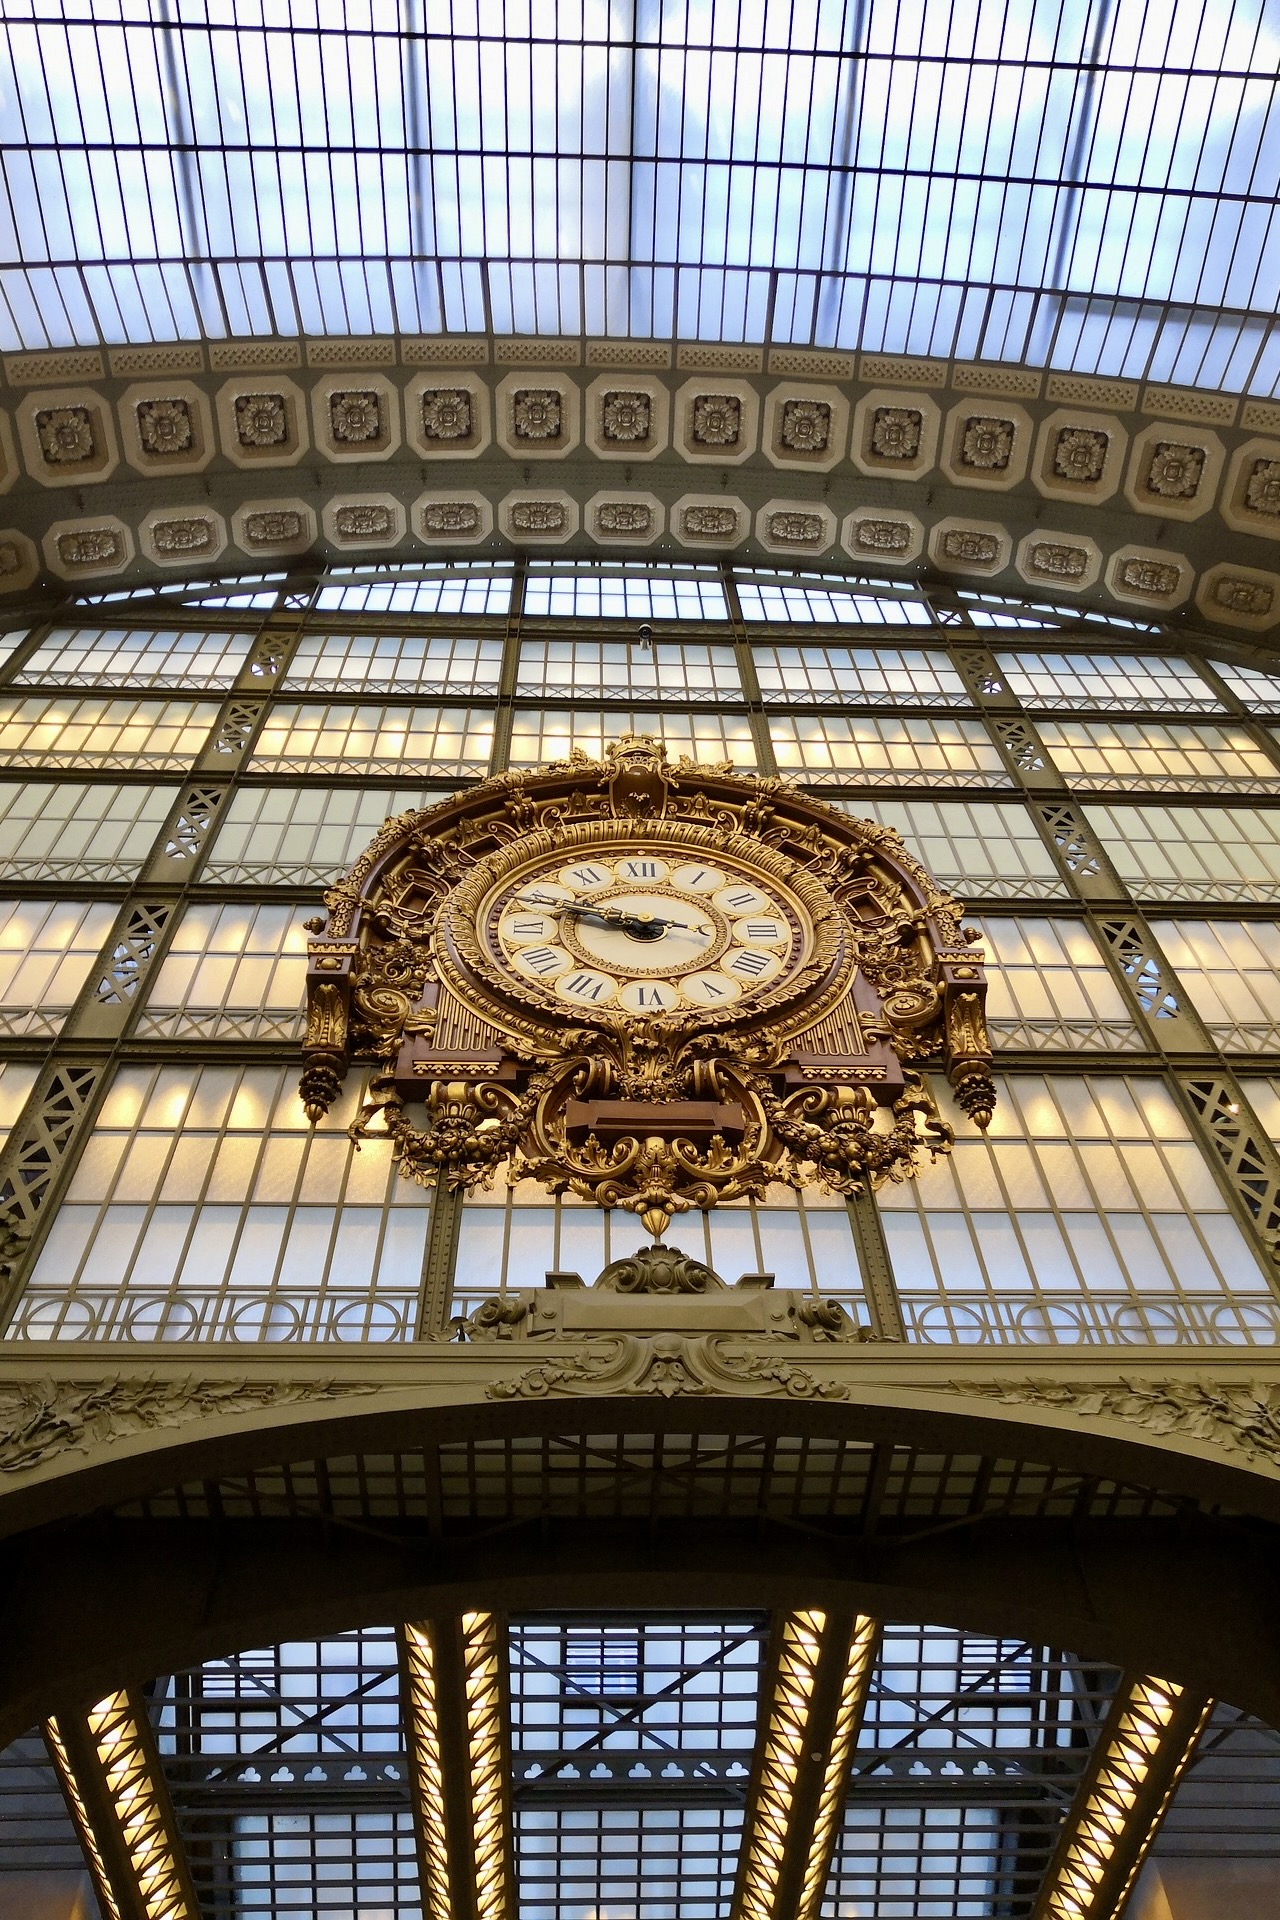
<box><xmin>299</xmin><ymin>736</ymin><xmax>995</xmax><ymax>1239</ymax></box>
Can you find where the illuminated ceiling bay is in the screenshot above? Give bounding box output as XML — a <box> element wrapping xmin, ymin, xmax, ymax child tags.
<box><xmin>3</xmin><ymin>0</ymin><xmax>1280</xmax><ymax>390</ymax></box>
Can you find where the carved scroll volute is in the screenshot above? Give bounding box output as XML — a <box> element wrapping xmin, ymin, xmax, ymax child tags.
<box><xmin>300</xmin><ymin>916</ymin><xmax>359</xmax><ymax>1123</ymax></box>
<box><xmin>935</xmin><ymin>933</ymin><xmax>996</xmax><ymax>1131</ymax></box>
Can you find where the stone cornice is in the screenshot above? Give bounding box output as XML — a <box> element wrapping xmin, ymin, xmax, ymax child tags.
<box><xmin>3</xmin><ymin>1339</ymin><xmax>1280</xmax><ymax>1519</ymax></box>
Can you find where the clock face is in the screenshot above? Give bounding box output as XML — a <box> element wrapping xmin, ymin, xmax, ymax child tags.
<box><xmin>477</xmin><ymin>847</ymin><xmax>809</xmax><ymax>1017</ymax></box>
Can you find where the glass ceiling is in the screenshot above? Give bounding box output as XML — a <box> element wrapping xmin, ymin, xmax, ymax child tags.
<box><xmin>3</xmin><ymin>0</ymin><xmax>1280</xmax><ymax>393</ymax></box>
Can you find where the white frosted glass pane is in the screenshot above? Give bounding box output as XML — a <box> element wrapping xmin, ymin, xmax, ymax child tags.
<box><xmin>1059</xmin><ymin>1215</ymin><xmax>1125</xmax><ymax>1290</ymax></box>
<box><xmin>924</xmin><ymin>1214</ymin><xmax>986</xmax><ymax>1292</ymax></box>
<box><xmin>19</xmin><ymin>1065</ymin><xmax>429</xmax><ymax>1343</ymax></box>
<box><xmin>972</xmin><ymin>1216</ymin><xmax>1035</xmax><ymax>1292</ymax></box>
<box><xmin>890</xmin><ymin>1073</ymin><xmax>1272</xmax><ymax>1345</ymax></box>
<box><xmin>882</xmin><ymin>1213</ymin><xmax>937</xmax><ymax>1292</ymax></box>
<box><xmin>558</xmin><ymin>1211</ymin><xmax>609</xmax><ymax>1281</ymax></box>
<box><xmin>1076</xmin><ymin>1142</ymin><xmax>1142</xmax><ymax>1209</ymax></box>
<box><xmin>456</xmin><ymin>1210</ymin><xmax>509</xmax><ymax>1277</ymax></box>
<box><xmin>505</xmin><ymin>1212</ymin><xmax>557</xmax><ymax>1288</ymax></box>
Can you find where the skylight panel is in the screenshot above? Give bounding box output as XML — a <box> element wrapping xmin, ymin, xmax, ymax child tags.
<box><xmin>2</xmin><ymin>1</ymin><xmax>1280</xmax><ymax>389</ymax></box>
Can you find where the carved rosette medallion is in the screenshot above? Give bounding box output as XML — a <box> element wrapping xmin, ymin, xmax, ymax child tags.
<box><xmin>299</xmin><ymin>738</ymin><xmax>995</xmax><ymax>1236</ymax></box>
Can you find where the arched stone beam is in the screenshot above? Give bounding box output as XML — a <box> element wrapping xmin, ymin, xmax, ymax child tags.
<box><xmin>2</xmin><ymin>1355</ymin><xmax>1280</xmax><ymax>1738</ymax></box>
<box><xmin>0</xmin><ymin>1349</ymin><xmax>1278</xmax><ymax>1536</ymax></box>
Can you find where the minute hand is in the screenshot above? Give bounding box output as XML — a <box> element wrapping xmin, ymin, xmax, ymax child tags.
<box><xmin>516</xmin><ymin>895</ymin><xmax>708</xmax><ymax>937</ymax></box>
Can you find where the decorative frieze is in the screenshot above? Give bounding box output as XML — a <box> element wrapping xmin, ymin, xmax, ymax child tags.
<box><xmin>138</xmin><ymin>506</ymin><xmax>229</xmax><ymax>568</ymax></box>
<box><xmin>414</xmin><ymin>490</ymin><xmax>492</xmax><ymax>543</ymax></box>
<box><xmin>1140</xmin><ymin>383</ymin><xmax>1238</xmax><ymax>425</ymax></box>
<box><xmin>304</xmin><ymin>335</ymin><xmax>397</xmax><ymax>368</ymax></box>
<box><xmin>19</xmin><ymin>387</ymin><xmax>119</xmax><ymax>486</ymax></box>
<box><xmin>674</xmin><ymin>342</ymin><xmax>763</xmax><ymax>372</ymax></box>
<box><xmin>216</xmin><ymin>376</ymin><xmax>309</xmax><ymax>466</ymax></box>
<box><xmin>950</xmin><ymin>361</ymin><xmax>1042</xmax><ymax>398</ymax></box>
<box><xmin>850</xmin><ymin>388</ymin><xmax>941</xmax><ymax>478</ymax></box>
<box><xmin>208</xmin><ymin>339</ymin><xmax>302</xmax><ymax>371</ymax></box>
<box><xmin>1124</xmin><ymin>421</ymin><xmax>1224</xmax><ymax>519</ymax></box>
<box><xmin>3</xmin><ymin>347</ymin><xmax>105</xmax><ymax>385</ymax></box>
<box><xmin>584</xmin><ymin>339</ymin><xmax>673</xmax><ymax>369</ymax></box>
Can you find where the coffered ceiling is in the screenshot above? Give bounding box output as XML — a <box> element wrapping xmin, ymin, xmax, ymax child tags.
<box><xmin>2</xmin><ymin>334</ymin><xmax>1280</xmax><ymax>639</ymax></box>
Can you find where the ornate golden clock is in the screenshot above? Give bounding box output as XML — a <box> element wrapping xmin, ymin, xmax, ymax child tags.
<box><xmin>300</xmin><ymin>736</ymin><xmax>995</xmax><ymax>1238</ymax></box>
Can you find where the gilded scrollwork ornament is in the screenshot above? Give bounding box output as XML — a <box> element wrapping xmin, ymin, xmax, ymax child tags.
<box><xmin>299</xmin><ymin>736</ymin><xmax>995</xmax><ymax>1236</ymax></box>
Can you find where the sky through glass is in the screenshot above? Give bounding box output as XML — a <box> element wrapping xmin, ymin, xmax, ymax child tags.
<box><xmin>2</xmin><ymin>1</ymin><xmax>1280</xmax><ymax>385</ymax></box>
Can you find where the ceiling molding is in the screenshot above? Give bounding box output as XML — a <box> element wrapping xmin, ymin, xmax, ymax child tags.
<box><xmin>0</xmin><ymin>337</ymin><xmax>1278</xmax><ymax>636</ymax></box>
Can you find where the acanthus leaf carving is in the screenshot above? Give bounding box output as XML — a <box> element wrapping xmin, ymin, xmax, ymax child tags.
<box><xmin>944</xmin><ymin>1376</ymin><xmax>1280</xmax><ymax>1470</ymax></box>
<box><xmin>487</xmin><ymin>1332</ymin><xmax>850</xmax><ymax>1401</ymax></box>
<box><xmin>0</xmin><ymin>1377</ymin><xmax>379</xmax><ymax>1478</ymax></box>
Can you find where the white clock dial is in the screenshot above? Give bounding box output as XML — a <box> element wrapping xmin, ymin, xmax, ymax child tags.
<box><xmin>556</xmin><ymin>966</ymin><xmax>618</xmax><ymax>1007</ymax></box>
<box><xmin>680</xmin><ymin>969</ymin><xmax>743</xmax><ymax>1007</ymax></box>
<box><xmin>712</xmin><ymin>881</ymin><xmax>773</xmax><ymax>918</ymax></box>
<box><xmin>669</xmin><ymin>862</ymin><xmax>726</xmax><ymax>896</ymax></box>
<box><xmin>481</xmin><ymin>847</ymin><xmax>810</xmax><ymax>1019</ymax></box>
<box><xmin>569</xmin><ymin>890</ymin><xmax>717</xmax><ymax>972</ymax></box>
<box><xmin>511</xmin><ymin>942</ymin><xmax>573</xmax><ymax>982</ymax></box>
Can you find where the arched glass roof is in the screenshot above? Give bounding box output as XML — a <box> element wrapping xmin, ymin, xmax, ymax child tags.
<box><xmin>5</xmin><ymin>0</ymin><xmax>1280</xmax><ymax>393</ymax></box>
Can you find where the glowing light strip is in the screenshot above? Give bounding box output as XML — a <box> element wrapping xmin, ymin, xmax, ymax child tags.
<box><xmin>737</xmin><ymin>1609</ymin><xmax>827</xmax><ymax>1920</ymax></box>
<box><xmin>1040</xmin><ymin>1676</ymin><xmax>1199</xmax><ymax>1920</ymax></box>
<box><xmin>796</xmin><ymin>1616</ymin><xmax>879</xmax><ymax>1920</ymax></box>
<box><xmin>44</xmin><ymin>1716</ymin><xmax>125</xmax><ymax>1920</ymax></box>
<box><xmin>1111</xmin><ymin>1695</ymin><xmax>1214</xmax><ymax>1918</ymax></box>
<box><xmin>402</xmin><ymin>1623</ymin><xmax>454</xmax><ymax>1920</ymax></box>
<box><xmin>86</xmin><ymin>1690</ymin><xmax>194</xmax><ymax>1920</ymax></box>
<box><xmin>462</xmin><ymin>1610</ymin><xmax>510</xmax><ymax>1920</ymax></box>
